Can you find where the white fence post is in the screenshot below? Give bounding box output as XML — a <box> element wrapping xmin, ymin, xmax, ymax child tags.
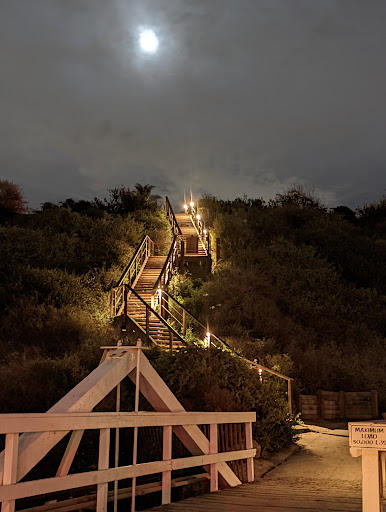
<box><xmin>361</xmin><ymin>450</ymin><xmax>382</xmax><ymax>512</ymax></box>
<box><xmin>162</xmin><ymin>425</ymin><xmax>172</xmax><ymax>504</ymax></box>
<box><xmin>1</xmin><ymin>433</ymin><xmax>18</xmax><ymax>512</ymax></box>
<box><xmin>209</xmin><ymin>424</ymin><xmax>218</xmax><ymax>492</ymax></box>
<box><xmin>245</xmin><ymin>422</ymin><xmax>254</xmax><ymax>482</ymax></box>
<box><xmin>97</xmin><ymin>428</ymin><xmax>110</xmax><ymax>512</ymax></box>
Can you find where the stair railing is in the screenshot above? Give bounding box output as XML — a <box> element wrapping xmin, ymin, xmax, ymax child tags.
<box><xmin>110</xmin><ymin>235</ymin><xmax>154</xmax><ymax>318</ymax></box>
<box><xmin>152</xmin><ymin>289</ymin><xmax>294</xmax><ymax>413</ymax></box>
<box><xmin>153</xmin><ymin>236</ymin><xmax>182</xmax><ymax>291</ymax></box>
<box><xmin>187</xmin><ymin>204</ymin><xmax>210</xmax><ymax>255</ymax></box>
<box><xmin>164</xmin><ymin>196</ymin><xmax>182</xmax><ymax>237</ymax></box>
<box><xmin>153</xmin><ymin>289</ymin><xmax>230</xmax><ymax>349</ymax></box>
<box><xmin>117</xmin><ymin>235</ymin><xmax>154</xmax><ymax>287</ymax></box>
<box><xmin>122</xmin><ymin>284</ymin><xmax>185</xmax><ymax>351</ymax></box>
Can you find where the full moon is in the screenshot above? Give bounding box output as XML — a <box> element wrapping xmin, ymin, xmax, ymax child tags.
<box><xmin>139</xmin><ymin>29</ymin><xmax>159</xmax><ymax>53</ymax></box>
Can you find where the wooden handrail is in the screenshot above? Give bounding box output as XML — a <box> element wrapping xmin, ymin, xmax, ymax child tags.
<box><xmin>125</xmin><ymin>284</ymin><xmax>185</xmax><ymax>347</ymax></box>
<box><xmin>159</xmin><ymin>289</ymin><xmax>293</xmax><ymax>411</ymax></box>
<box><xmin>164</xmin><ymin>196</ymin><xmax>182</xmax><ymax>236</ymax></box>
<box><xmin>117</xmin><ymin>235</ymin><xmax>154</xmax><ymax>287</ymax></box>
<box><xmin>153</xmin><ymin>236</ymin><xmax>180</xmax><ymax>291</ymax></box>
<box><xmin>0</xmin><ymin>410</ymin><xmax>256</xmax><ymax>507</ymax></box>
<box><xmin>160</xmin><ymin>289</ymin><xmax>234</xmax><ymax>349</ymax></box>
<box><xmin>0</xmin><ymin>411</ymin><xmax>256</xmax><ymax>434</ymax></box>
<box><xmin>187</xmin><ymin>204</ymin><xmax>209</xmax><ymax>255</ymax></box>
<box><xmin>161</xmin><ymin>290</ymin><xmax>293</xmax><ymax>378</ymax></box>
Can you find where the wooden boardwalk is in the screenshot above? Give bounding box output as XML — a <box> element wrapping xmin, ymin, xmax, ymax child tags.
<box><xmin>150</xmin><ymin>479</ymin><xmax>363</xmax><ymax>511</ymax></box>
<box><xmin>150</xmin><ymin>429</ymin><xmax>372</xmax><ymax>512</ymax></box>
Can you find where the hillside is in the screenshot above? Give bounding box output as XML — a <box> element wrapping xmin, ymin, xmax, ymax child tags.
<box><xmin>183</xmin><ymin>189</ymin><xmax>386</xmax><ymax>407</ymax></box>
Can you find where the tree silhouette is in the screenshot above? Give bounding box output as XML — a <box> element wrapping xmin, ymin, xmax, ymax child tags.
<box><xmin>134</xmin><ymin>183</ymin><xmax>160</xmax><ymax>209</ymax></box>
<box><xmin>0</xmin><ymin>180</ymin><xmax>27</xmax><ymax>213</ymax></box>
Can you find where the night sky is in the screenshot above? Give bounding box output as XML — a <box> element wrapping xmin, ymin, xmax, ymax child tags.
<box><xmin>1</xmin><ymin>1</ymin><xmax>385</xmax><ymax>209</ymax></box>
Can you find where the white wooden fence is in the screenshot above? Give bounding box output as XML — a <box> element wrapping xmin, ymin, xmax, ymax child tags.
<box><xmin>0</xmin><ymin>411</ymin><xmax>256</xmax><ymax>512</ymax></box>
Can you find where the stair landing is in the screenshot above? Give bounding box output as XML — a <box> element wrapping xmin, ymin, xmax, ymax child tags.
<box><xmin>174</xmin><ymin>213</ymin><xmax>207</xmax><ymax>256</ymax></box>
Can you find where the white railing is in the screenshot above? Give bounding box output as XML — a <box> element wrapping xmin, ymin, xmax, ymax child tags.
<box><xmin>349</xmin><ymin>420</ymin><xmax>386</xmax><ymax>512</ymax></box>
<box><xmin>0</xmin><ymin>411</ymin><xmax>255</xmax><ymax>512</ymax></box>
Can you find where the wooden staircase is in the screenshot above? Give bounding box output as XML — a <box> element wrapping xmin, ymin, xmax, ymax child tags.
<box><xmin>174</xmin><ymin>213</ymin><xmax>207</xmax><ymax>256</ymax></box>
<box><xmin>110</xmin><ymin>198</ymin><xmax>212</xmax><ymax>351</ymax></box>
<box><xmin>128</xmin><ymin>256</ymin><xmax>185</xmax><ymax>350</ymax></box>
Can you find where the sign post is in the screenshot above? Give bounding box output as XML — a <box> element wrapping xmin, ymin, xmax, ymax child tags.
<box><xmin>349</xmin><ymin>421</ymin><xmax>384</xmax><ymax>512</ymax></box>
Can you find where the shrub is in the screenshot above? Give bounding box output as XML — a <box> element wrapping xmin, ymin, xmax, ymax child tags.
<box><xmin>151</xmin><ymin>347</ymin><xmax>297</xmax><ymax>453</ymax></box>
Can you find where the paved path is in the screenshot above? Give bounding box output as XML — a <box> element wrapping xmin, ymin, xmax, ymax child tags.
<box><xmin>150</xmin><ymin>425</ymin><xmax>371</xmax><ymax>511</ymax></box>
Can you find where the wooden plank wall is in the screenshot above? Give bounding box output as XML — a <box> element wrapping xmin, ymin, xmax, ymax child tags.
<box><xmin>299</xmin><ymin>390</ymin><xmax>378</xmax><ymax>421</ymax></box>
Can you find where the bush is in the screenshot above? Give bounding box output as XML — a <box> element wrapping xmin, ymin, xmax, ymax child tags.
<box><xmin>151</xmin><ymin>347</ymin><xmax>297</xmax><ymax>453</ymax></box>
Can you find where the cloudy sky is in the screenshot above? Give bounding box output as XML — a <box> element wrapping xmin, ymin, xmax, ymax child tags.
<box><xmin>0</xmin><ymin>0</ymin><xmax>385</xmax><ymax>209</ymax></box>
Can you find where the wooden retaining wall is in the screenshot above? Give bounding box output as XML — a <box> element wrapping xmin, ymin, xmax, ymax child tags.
<box><xmin>299</xmin><ymin>390</ymin><xmax>378</xmax><ymax>421</ymax></box>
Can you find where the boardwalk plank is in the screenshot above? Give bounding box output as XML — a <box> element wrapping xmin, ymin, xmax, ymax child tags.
<box><xmin>149</xmin><ymin>481</ymin><xmax>364</xmax><ymax>511</ymax></box>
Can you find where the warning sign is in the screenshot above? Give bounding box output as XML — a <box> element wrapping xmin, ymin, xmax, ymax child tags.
<box><xmin>349</xmin><ymin>422</ymin><xmax>386</xmax><ymax>449</ymax></box>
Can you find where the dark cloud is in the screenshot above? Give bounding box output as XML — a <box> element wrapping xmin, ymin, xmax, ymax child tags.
<box><xmin>0</xmin><ymin>0</ymin><xmax>385</xmax><ymax>208</ymax></box>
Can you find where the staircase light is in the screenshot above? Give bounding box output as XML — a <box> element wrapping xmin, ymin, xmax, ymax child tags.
<box><xmin>205</xmin><ymin>332</ymin><xmax>211</xmax><ymax>348</ymax></box>
<box><xmin>184</xmin><ymin>204</ymin><xmax>188</xmax><ymax>211</ymax></box>
<box><xmin>190</xmin><ymin>201</ymin><xmax>194</xmax><ymax>207</ymax></box>
<box><xmin>196</xmin><ymin>214</ymin><xmax>201</xmax><ymax>221</ymax></box>
<box><xmin>203</xmin><ymin>229</ymin><xmax>207</xmax><ymax>235</ymax></box>
<box><xmin>258</xmin><ymin>368</ymin><xmax>263</xmax><ymax>381</ymax></box>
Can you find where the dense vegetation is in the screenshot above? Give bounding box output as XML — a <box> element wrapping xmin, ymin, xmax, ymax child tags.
<box><xmin>2</xmin><ymin>181</ymin><xmax>384</xmax><ymax>458</ymax></box>
<box><xmin>0</xmin><ymin>182</ymin><xmax>297</xmax><ymax>456</ymax></box>
<box><xmin>184</xmin><ymin>188</ymin><xmax>386</xmax><ymax>407</ymax></box>
<box><xmin>0</xmin><ymin>184</ymin><xmax>171</xmax><ymax>411</ymax></box>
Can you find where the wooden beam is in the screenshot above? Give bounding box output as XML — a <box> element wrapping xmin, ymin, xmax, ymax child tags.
<box><xmin>0</xmin><ymin>450</ymin><xmax>255</xmax><ymax>502</ymax></box>
<box><xmin>162</xmin><ymin>425</ymin><xmax>172</xmax><ymax>504</ymax></box>
<box><xmin>130</xmin><ymin>353</ymin><xmax>244</xmax><ymax>487</ymax></box>
<box><xmin>0</xmin><ymin>349</ymin><xmax>136</xmax><ymax>483</ymax></box>
<box><xmin>56</xmin><ymin>430</ymin><xmax>84</xmax><ymax>477</ymax></box>
<box><xmin>209</xmin><ymin>424</ymin><xmax>218</xmax><ymax>492</ymax></box>
<box><xmin>0</xmin><ymin>411</ymin><xmax>255</xmax><ymax>435</ymax></box>
<box><xmin>16</xmin><ymin>475</ymin><xmax>210</xmax><ymax>512</ymax></box>
<box><xmin>361</xmin><ymin>450</ymin><xmax>382</xmax><ymax>512</ymax></box>
<box><xmin>96</xmin><ymin>429</ymin><xmax>110</xmax><ymax>512</ymax></box>
<box><xmin>245</xmin><ymin>422</ymin><xmax>254</xmax><ymax>482</ymax></box>
<box><xmin>1</xmin><ymin>433</ymin><xmax>18</xmax><ymax>512</ymax></box>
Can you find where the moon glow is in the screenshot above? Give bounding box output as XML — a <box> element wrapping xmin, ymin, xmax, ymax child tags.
<box><xmin>139</xmin><ymin>29</ymin><xmax>159</xmax><ymax>53</ymax></box>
